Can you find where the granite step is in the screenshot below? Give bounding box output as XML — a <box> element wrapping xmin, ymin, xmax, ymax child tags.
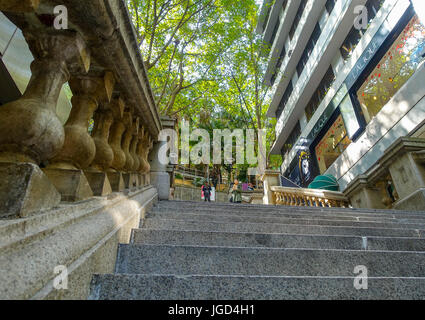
<box><xmin>115</xmin><ymin>244</ymin><xmax>425</xmax><ymax>277</ymax></box>
<box><xmin>89</xmin><ymin>274</ymin><xmax>425</xmax><ymax>300</ymax></box>
<box><xmin>142</xmin><ymin>218</ymin><xmax>424</xmax><ymax>238</ymax></box>
<box><xmin>147</xmin><ymin>208</ymin><xmax>425</xmax><ymax>224</ymax></box>
<box><xmin>145</xmin><ymin>211</ymin><xmax>425</xmax><ymax>229</ymax></box>
<box><xmin>151</xmin><ymin>206</ymin><xmax>425</xmax><ymax>221</ymax></box>
<box><xmin>89</xmin><ymin>201</ymin><xmax>425</xmax><ymax>300</ymax></box>
<box><xmin>131</xmin><ymin>229</ymin><xmax>425</xmax><ymax>251</ymax></box>
<box><xmin>154</xmin><ymin>201</ymin><xmax>425</xmax><ymax>219</ymax></box>
<box><xmin>152</xmin><ymin>204</ymin><xmax>425</xmax><ymax>220</ymax></box>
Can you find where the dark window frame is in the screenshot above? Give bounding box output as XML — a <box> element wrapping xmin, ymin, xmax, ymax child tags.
<box><xmin>289</xmin><ymin>0</ymin><xmax>308</xmax><ymax>40</ymax></box>
<box><xmin>305</xmin><ymin>66</ymin><xmax>336</xmax><ymax>122</ymax></box>
<box><xmin>276</xmin><ymin>80</ymin><xmax>293</xmax><ymax>119</ymax></box>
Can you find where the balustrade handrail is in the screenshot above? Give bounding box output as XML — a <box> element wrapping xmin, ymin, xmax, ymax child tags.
<box><xmin>271</xmin><ymin>186</ymin><xmax>350</xmax><ymax>208</ymax></box>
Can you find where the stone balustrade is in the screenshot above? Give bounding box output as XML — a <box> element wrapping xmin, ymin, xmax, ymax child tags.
<box><xmin>271</xmin><ymin>186</ymin><xmax>350</xmax><ymax>208</ymax></box>
<box><xmin>0</xmin><ymin>0</ymin><xmax>171</xmax><ymax>301</ymax></box>
<box><xmin>0</xmin><ymin>0</ymin><xmax>162</xmax><ymax>218</ymax></box>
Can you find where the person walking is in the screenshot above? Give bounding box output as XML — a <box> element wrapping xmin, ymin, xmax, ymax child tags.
<box><xmin>202</xmin><ymin>181</ymin><xmax>212</xmax><ymax>202</ymax></box>
<box><xmin>232</xmin><ymin>179</ymin><xmax>242</xmax><ymax>203</ymax></box>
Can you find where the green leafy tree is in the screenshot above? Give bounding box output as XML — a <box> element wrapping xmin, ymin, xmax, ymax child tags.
<box><xmin>127</xmin><ymin>0</ymin><xmax>282</xmax><ymax>172</ymax></box>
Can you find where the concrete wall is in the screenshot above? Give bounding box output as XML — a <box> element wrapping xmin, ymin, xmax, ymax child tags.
<box><xmin>0</xmin><ymin>187</ymin><xmax>158</xmax><ymax>300</ymax></box>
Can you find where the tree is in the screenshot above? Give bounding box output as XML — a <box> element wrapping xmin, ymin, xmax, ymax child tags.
<box><xmin>128</xmin><ymin>0</ymin><xmax>254</xmax><ymax>117</ymax></box>
<box><xmin>127</xmin><ymin>0</ymin><xmax>282</xmax><ymax>171</ymax></box>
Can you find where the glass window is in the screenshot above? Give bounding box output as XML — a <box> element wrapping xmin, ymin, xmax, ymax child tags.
<box><xmin>289</xmin><ymin>0</ymin><xmax>308</xmax><ymax>40</ymax></box>
<box><xmin>356</xmin><ymin>14</ymin><xmax>425</xmax><ymax>123</ymax></box>
<box><xmin>279</xmin><ymin>0</ymin><xmax>288</xmax><ymax>21</ymax></box>
<box><xmin>366</xmin><ymin>0</ymin><xmax>385</xmax><ymax>21</ymax></box>
<box><xmin>270</xmin><ymin>20</ymin><xmax>280</xmax><ymax>46</ymax></box>
<box><xmin>325</xmin><ymin>0</ymin><xmax>336</xmax><ymax>14</ymax></box>
<box><xmin>261</xmin><ymin>4</ymin><xmax>272</xmax><ymax>32</ymax></box>
<box><xmin>271</xmin><ymin>46</ymin><xmax>286</xmax><ymax>85</ymax></box>
<box><xmin>340</xmin><ymin>26</ymin><xmax>363</xmax><ymax>61</ymax></box>
<box><xmin>305</xmin><ymin>66</ymin><xmax>336</xmax><ymax>121</ymax></box>
<box><xmin>281</xmin><ymin>121</ymin><xmax>301</xmax><ymax>157</ymax></box>
<box><xmin>315</xmin><ymin>114</ymin><xmax>352</xmax><ymax>174</ymax></box>
<box><xmin>340</xmin><ymin>0</ymin><xmax>385</xmax><ymax>61</ymax></box>
<box><xmin>276</xmin><ymin>80</ymin><xmax>293</xmax><ymax>119</ymax></box>
<box><xmin>297</xmin><ymin>23</ymin><xmax>321</xmax><ymax>76</ymax></box>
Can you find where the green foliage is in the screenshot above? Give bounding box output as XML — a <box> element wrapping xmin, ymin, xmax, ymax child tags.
<box><xmin>193</xmin><ymin>177</ymin><xmax>206</xmax><ymax>187</ymax></box>
<box><xmin>127</xmin><ymin>0</ymin><xmax>282</xmax><ymax>172</ymax></box>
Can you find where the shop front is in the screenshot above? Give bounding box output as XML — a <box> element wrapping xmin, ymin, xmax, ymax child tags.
<box><xmin>309</xmin><ymin>3</ymin><xmax>424</xmax><ymax>185</ymax></box>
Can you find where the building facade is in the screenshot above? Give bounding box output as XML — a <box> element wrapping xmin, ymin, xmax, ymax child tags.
<box><xmin>259</xmin><ymin>0</ymin><xmax>425</xmax><ymax>191</ymax></box>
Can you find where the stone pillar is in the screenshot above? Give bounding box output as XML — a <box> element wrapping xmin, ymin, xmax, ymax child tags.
<box><xmin>149</xmin><ymin>116</ymin><xmax>177</xmax><ymax>200</ymax></box>
<box><xmin>261</xmin><ymin>170</ymin><xmax>281</xmax><ymax>205</ymax></box>
<box><xmin>379</xmin><ymin>138</ymin><xmax>425</xmax><ymax>211</ymax></box>
<box><xmin>389</xmin><ymin>152</ymin><xmax>425</xmax><ymax>210</ymax></box>
<box><xmin>45</xmin><ymin>73</ymin><xmax>114</xmax><ymax>201</ymax></box>
<box><xmin>107</xmin><ymin>104</ymin><xmax>129</xmax><ymax>191</ymax></box>
<box><xmin>344</xmin><ymin>175</ymin><xmax>387</xmax><ymax>209</ymax></box>
<box><xmin>0</xmin><ymin>30</ymin><xmax>89</xmax><ymax>217</ymax></box>
<box><xmin>150</xmin><ymin>138</ymin><xmax>173</xmax><ymax>201</ymax></box>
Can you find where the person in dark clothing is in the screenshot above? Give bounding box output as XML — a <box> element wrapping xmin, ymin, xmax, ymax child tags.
<box><xmin>202</xmin><ymin>181</ymin><xmax>212</xmax><ymax>202</ymax></box>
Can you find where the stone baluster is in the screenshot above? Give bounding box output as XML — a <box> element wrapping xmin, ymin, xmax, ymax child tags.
<box><xmin>0</xmin><ymin>30</ymin><xmax>90</xmax><ymax>217</ymax></box>
<box><xmin>45</xmin><ymin>73</ymin><xmax>114</xmax><ymax>201</ymax></box>
<box><xmin>107</xmin><ymin>104</ymin><xmax>129</xmax><ymax>191</ymax></box>
<box><xmin>90</xmin><ymin>110</ymin><xmax>114</xmax><ymax>172</ymax></box>
<box><xmin>130</xmin><ymin>125</ymin><xmax>142</xmax><ymax>188</ymax></box>
<box><xmin>143</xmin><ymin>133</ymin><xmax>154</xmax><ymax>186</ymax></box>
<box><xmin>137</xmin><ymin>128</ymin><xmax>152</xmax><ymax>187</ymax></box>
<box><xmin>122</xmin><ymin>117</ymin><xmax>139</xmax><ymax>189</ymax></box>
<box><xmin>129</xmin><ymin>118</ymin><xmax>140</xmax><ymax>189</ymax></box>
<box><xmin>130</xmin><ymin>132</ymin><xmax>141</xmax><ymax>173</ymax></box>
<box><xmin>84</xmin><ymin>72</ymin><xmax>116</xmax><ymax>196</ymax></box>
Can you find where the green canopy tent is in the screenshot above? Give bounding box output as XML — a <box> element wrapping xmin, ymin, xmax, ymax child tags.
<box><xmin>308</xmin><ymin>175</ymin><xmax>339</xmax><ymax>192</ymax></box>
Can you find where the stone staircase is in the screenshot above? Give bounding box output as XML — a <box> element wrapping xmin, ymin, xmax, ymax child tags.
<box><xmin>89</xmin><ymin>200</ymin><xmax>425</xmax><ymax>300</ymax></box>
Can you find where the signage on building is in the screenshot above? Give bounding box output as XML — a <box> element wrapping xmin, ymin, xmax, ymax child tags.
<box><xmin>306</xmin><ymin>3</ymin><xmax>412</xmax><ymax>144</ymax></box>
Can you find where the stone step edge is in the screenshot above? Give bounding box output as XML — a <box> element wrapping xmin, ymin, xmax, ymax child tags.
<box><xmin>150</xmin><ymin>208</ymin><xmax>425</xmax><ymax>222</ymax></box>
<box><xmin>155</xmin><ymin>200</ymin><xmax>425</xmax><ymax>215</ymax></box>
<box><xmin>92</xmin><ymin>273</ymin><xmax>425</xmax><ymax>280</ymax></box>
<box><xmin>132</xmin><ymin>227</ymin><xmax>425</xmax><ymax>242</ymax></box>
<box><xmin>119</xmin><ymin>243</ymin><xmax>425</xmax><ymax>255</ymax></box>
<box><xmin>141</xmin><ymin>217</ymin><xmax>425</xmax><ymax>235</ymax></box>
<box><xmin>146</xmin><ymin>211</ymin><xmax>425</xmax><ymax>226</ymax></box>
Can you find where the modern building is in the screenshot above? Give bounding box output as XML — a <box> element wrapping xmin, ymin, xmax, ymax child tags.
<box><xmin>258</xmin><ymin>0</ymin><xmax>425</xmax><ymax>191</ymax></box>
